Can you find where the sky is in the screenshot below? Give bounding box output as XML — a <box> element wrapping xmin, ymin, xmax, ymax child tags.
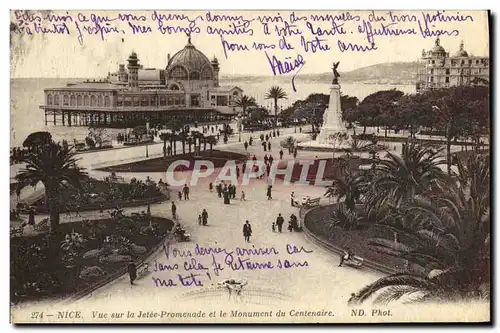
<box><xmin>10</xmin><ymin>10</ymin><xmax>490</xmax><ymax>78</ymax></box>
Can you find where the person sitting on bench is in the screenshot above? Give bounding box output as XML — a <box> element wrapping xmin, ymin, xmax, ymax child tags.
<box><xmin>339</xmin><ymin>247</ymin><xmax>354</xmax><ymax>267</ymax></box>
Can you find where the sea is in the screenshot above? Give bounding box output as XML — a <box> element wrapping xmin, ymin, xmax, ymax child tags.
<box><xmin>10</xmin><ymin>78</ymin><xmax>415</xmax><ymax>147</ymax></box>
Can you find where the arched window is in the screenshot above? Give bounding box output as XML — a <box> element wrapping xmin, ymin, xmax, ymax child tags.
<box><xmin>84</xmin><ymin>95</ymin><xmax>89</xmax><ymax>106</ymax></box>
<box><xmin>201</xmin><ymin>67</ymin><xmax>213</xmax><ymax>80</ymax></box>
<box><xmin>90</xmin><ymin>95</ymin><xmax>96</xmax><ymax>106</ymax></box>
<box><xmin>189</xmin><ymin>71</ymin><xmax>200</xmax><ymax>80</ymax></box>
<box><xmin>77</xmin><ymin>95</ymin><xmax>82</xmax><ymax>106</ymax></box>
<box><xmin>97</xmin><ymin>96</ymin><xmax>103</xmax><ymax>106</ymax></box>
<box><xmin>70</xmin><ymin>95</ymin><xmax>76</xmax><ymax>106</ymax></box>
<box><xmin>47</xmin><ymin>94</ymin><xmax>53</xmax><ymax>105</ymax></box>
<box><xmin>169</xmin><ymin>84</ymin><xmax>180</xmax><ymax>90</ymax></box>
<box><xmin>104</xmin><ymin>96</ymin><xmax>110</xmax><ymax>107</ymax></box>
<box><xmin>233</xmin><ymin>91</ymin><xmax>239</xmax><ymax>96</ymax></box>
<box><xmin>169</xmin><ymin>66</ymin><xmax>188</xmax><ymax>80</ymax></box>
<box><xmin>54</xmin><ymin>95</ymin><xmax>59</xmax><ymax>105</ymax></box>
<box><xmin>63</xmin><ymin>95</ymin><xmax>69</xmax><ymax>106</ymax></box>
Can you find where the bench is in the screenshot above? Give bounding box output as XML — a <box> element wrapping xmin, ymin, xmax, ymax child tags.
<box><xmin>137</xmin><ymin>263</ymin><xmax>149</xmax><ymax>278</ymax></box>
<box><xmin>345</xmin><ymin>255</ymin><xmax>364</xmax><ymax>268</ymax></box>
<box><xmin>302</xmin><ymin>197</ymin><xmax>321</xmax><ymax>208</ymax></box>
<box><xmin>34</xmin><ymin>218</ymin><xmax>49</xmax><ymax>232</ymax></box>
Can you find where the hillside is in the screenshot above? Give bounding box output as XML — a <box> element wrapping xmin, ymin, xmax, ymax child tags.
<box><xmin>221</xmin><ymin>61</ymin><xmax>421</xmax><ymax>85</ymax></box>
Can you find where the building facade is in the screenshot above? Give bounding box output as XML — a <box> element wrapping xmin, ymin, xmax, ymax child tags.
<box><xmin>416</xmin><ymin>38</ymin><xmax>489</xmax><ymax>92</ymax></box>
<box><xmin>41</xmin><ymin>38</ymin><xmax>243</xmax><ymax>128</ymax></box>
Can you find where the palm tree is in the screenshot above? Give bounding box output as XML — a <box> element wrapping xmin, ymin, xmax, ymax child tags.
<box><xmin>324</xmin><ymin>173</ymin><xmax>365</xmax><ymax>211</ymax></box>
<box><xmin>355</xmin><ymin>154</ymin><xmax>490</xmax><ymax>304</ymax></box>
<box><xmin>235</xmin><ymin>95</ymin><xmax>257</xmax><ymax>116</ymax></box>
<box><xmin>365</xmin><ymin>141</ymin><xmax>449</xmax><ymax>209</ymax></box>
<box><xmin>265</xmin><ymin>86</ymin><xmax>287</xmax><ymax>127</ymax></box>
<box><xmin>206</xmin><ymin>135</ymin><xmax>217</xmax><ymax>155</ymax></box>
<box><xmin>16</xmin><ymin>141</ymin><xmax>87</xmax><ymax>233</ymax></box>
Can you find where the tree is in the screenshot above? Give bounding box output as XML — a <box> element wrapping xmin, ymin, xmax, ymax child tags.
<box><xmin>355</xmin><ymin>154</ymin><xmax>490</xmax><ymax>304</ymax></box>
<box><xmin>366</xmin><ymin>141</ymin><xmax>448</xmax><ymax>209</ymax></box>
<box><xmin>16</xmin><ymin>141</ymin><xmax>87</xmax><ymax>233</ymax></box>
<box><xmin>327</xmin><ymin>132</ymin><xmax>348</xmax><ymax>159</ymax></box>
<box><xmin>265</xmin><ymin>86</ymin><xmax>287</xmax><ymax>126</ymax></box>
<box><xmin>235</xmin><ymin>95</ymin><xmax>257</xmax><ymax>116</ymax></box>
<box><xmin>206</xmin><ymin>135</ymin><xmax>217</xmax><ymax>155</ymax></box>
<box><xmin>22</xmin><ymin>131</ymin><xmax>52</xmax><ymax>152</ymax></box>
<box><xmin>358</xmin><ymin>89</ymin><xmax>404</xmax><ymax>135</ymax></box>
<box><xmin>324</xmin><ymin>173</ymin><xmax>365</xmax><ymax>211</ymax></box>
<box><xmin>133</xmin><ymin>125</ymin><xmax>147</xmax><ymax>139</ymax></box>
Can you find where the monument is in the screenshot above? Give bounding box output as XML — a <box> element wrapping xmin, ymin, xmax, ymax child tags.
<box><xmin>299</xmin><ymin>62</ymin><xmax>351</xmax><ymax>150</ymax></box>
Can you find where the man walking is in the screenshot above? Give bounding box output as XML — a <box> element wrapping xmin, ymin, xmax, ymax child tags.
<box><xmin>128</xmin><ymin>260</ymin><xmax>137</xmax><ymax>285</ymax></box>
<box><xmin>171</xmin><ymin>201</ymin><xmax>177</xmax><ymax>219</ymax></box>
<box><xmin>202</xmin><ymin>209</ymin><xmax>208</xmax><ymax>226</ymax></box>
<box><xmin>266</xmin><ymin>185</ymin><xmax>272</xmax><ymax>200</ymax></box>
<box><xmin>276</xmin><ymin>213</ymin><xmax>284</xmax><ymax>233</ymax></box>
<box><xmin>183</xmin><ymin>184</ymin><xmax>190</xmax><ymax>200</ymax></box>
<box><xmin>279</xmin><ymin>149</ymin><xmax>284</xmax><ymax>160</ymax></box>
<box><xmin>243</xmin><ymin>220</ymin><xmax>252</xmax><ymax>243</ymax></box>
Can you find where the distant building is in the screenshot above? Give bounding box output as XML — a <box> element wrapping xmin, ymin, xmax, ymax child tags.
<box><xmin>40</xmin><ymin>38</ymin><xmax>243</xmax><ymax>128</ymax></box>
<box><xmin>416</xmin><ymin>38</ymin><xmax>489</xmax><ymax>92</ymax></box>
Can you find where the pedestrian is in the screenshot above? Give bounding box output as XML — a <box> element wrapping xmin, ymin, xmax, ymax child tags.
<box><xmin>264</xmin><ymin>154</ymin><xmax>268</xmax><ymax>165</ymax></box>
<box><xmin>276</xmin><ymin>213</ymin><xmax>284</xmax><ymax>233</ymax></box>
<box><xmin>268</xmin><ymin>155</ymin><xmax>274</xmax><ymax>165</ymax></box>
<box><xmin>243</xmin><ymin>220</ymin><xmax>252</xmax><ymax>243</ymax></box>
<box><xmin>249</xmin><ymin>137</ymin><xmax>253</xmax><ymax>146</ymax></box>
<box><xmin>268</xmin><ymin>141</ymin><xmax>271</xmax><ymax>151</ymax></box>
<box><xmin>183</xmin><ymin>184</ymin><xmax>190</xmax><ymax>200</ymax></box>
<box><xmin>171</xmin><ymin>202</ymin><xmax>177</xmax><ymax>219</ymax></box>
<box><xmin>262</xmin><ymin>142</ymin><xmax>267</xmax><ymax>152</ymax></box>
<box><xmin>242</xmin><ymin>162</ymin><xmax>246</xmax><ymax>175</ymax></box>
<box><xmin>291</xmin><ymin>192</ymin><xmax>297</xmax><ymax>207</ymax></box>
<box><xmin>241</xmin><ymin>191</ymin><xmax>246</xmax><ymax>201</ymax></box>
<box><xmin>277</xmin><ymin>129</ymin><xmax>280</xmax><ymax>136</ymax></box>
<box><xmin>128</xmin><ymin>260</ymin><xmax>137</xmax><ymax>285</ymax></box>
<box><xmin>266</xmin><ymin>164</ymin><xmax>271</xmax><ymax>177</ymax></box>
<box><xmin>299</xmin><ymin>127</ymin><xmax>302</xmax><ymax>133</ymax></box>
<box><xmin>267</xmin><ymin>185</ymin><xmax>272</xmax><ymax>200</ymax></box>
<box><xmin>236</xmin><ymin>165</ymin><xmax>240</xmax><ymax>179</ymax></box>
<box><xmin>75</xmin><ymin>204</ymin><xmax>81</xmax><ymax>217</ymax></box>
<box><xmin>198</xmin><ymin>214</ymin><xmax>202</xmax><ymax>225</ymax></box>
<box><xmin>265</xmin><ymin>134</ymin><xmax>269</xmax><ymax>141</ymax></box>
<box><xmin>209</xmin><ymin>182</ymin><xmax>213</xmax><ymax>192</ymax></box>
<box><xmin>279</xmin><ymin>149</ymin><xmax>284</xmax><ymax>160</ymax></box>
<box><xmin>216</xmin><ymin>182</ymin><xmax>222</xmax><ymax>198</ymax></box>
<box><xmin>244</xmin><ymin>141</ymin><xmax>248</xmax><ymax>151</ymax></box>
<box><xmin>293</xmin><ymin>149</ymin><xmax>297</xmax><ymax>159</ymax></box>
<box><xmin>252</xmin><ymin>155</ymin><xmax>257</xmax><ymax>162</ymax></box>
<box><xmin>202</xmin><ymin>209</ymin><xmax>208</xmax><ymax>226</ymax></box>
<box><xmin>178</xmin><ymin>191</ymin><xmax>182</xmax><ymax>201</ymax></box>
<box><xmin>272</xmin><ymin>222</ymin><xmax>276</xmax><ymax>233</ymax></box>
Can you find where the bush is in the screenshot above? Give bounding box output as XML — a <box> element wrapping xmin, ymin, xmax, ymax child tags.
<box><xmin>330</xmin><ymin>204</ymin><xmax>363</xmax><ymax>230</ymax></box>
<box><xmin>99</xmin><ymin>254</ymin><xmax>132</xmax><ymax>264</ymax></box>
<box><xmin>130</xmin><ymin>244</ymin><xmax>147</xmax><ymax>255</ymax></box>
<box><xmin>79</xmin><ymin>266</ymin><xmax>106</xmax><ymax>280</ymax></box>
<box><xmin>82</xmin><ymin>249</ymin><xmax>102</xmax><ymax>260</ymax></box>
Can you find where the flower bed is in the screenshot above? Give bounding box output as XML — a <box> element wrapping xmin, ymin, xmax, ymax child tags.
<box><xmin>98</xmin><ymin>150</ymin><xmax>247</xmax><ymax>173</ymax></box>
<box><xmin>304</xmin><ymin>205</ymin><xmax>415</xmax><ymax>272</ymax></box>
<box><xmin>10</xmin><ymin>215</ymin><xmax>174</xmax><ymax>303</ymax></box>
<box><xmin>21</xmin><ymin>177</ymin><xmax>168</xmax><ymax>214</ymax></box>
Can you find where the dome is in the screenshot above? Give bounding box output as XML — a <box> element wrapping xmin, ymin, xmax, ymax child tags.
<box><xmin>431</xmin><ymin>38</ymin><xmax>446</xmax><ymax>56</ymax></box>
<box><xmin>455</xmin><ymin>41</ymin><xmax>469</xmax><ymax>57</ymax></box>
<box><xmin>166</xmin><ymin>38</ymin><xmax>214</xmax><ymax>81</ymax></box>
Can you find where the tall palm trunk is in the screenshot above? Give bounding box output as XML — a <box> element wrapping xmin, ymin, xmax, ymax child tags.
<box><xmin>446</xmin><ymin>124</ymin><xmax>451</xmax><ymax>175</ymax></box>
<box><xmin>203</xmin><ymin>139</ymin><xmax>207</xmax><ymax>151</ymax></box>
<box><xmin>182</xmin><ymin>140</ymin><xmax>186</xmax><ymax>154</ymax></box>
<box><xmin>163</xmin><ymin>139</ymin><xmax>167</xmax><ymax>157</ymax></box>
<box><xmin>274</xmin><ymin>97</ymin><xmax>278</xmax><ymax>127</ymax></box>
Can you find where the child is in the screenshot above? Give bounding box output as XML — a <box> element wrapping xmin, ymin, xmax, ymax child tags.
<box><xmin>240</xmin><ymin>191</ymin><xmax>246</xmax><ymax>201</ymax></box>
<box><xmin>272</xmin><ymin>222</ymin><xmax>276</xmax><ymax>233</ymax></box>
<box><xmin>209</xmin><ymin>182</ymin><xmax>213</xmax><ymax>192</ymax></box>
<box><xmin>178</xmin><ymin>191</ymin><xmax>182</xmax><ymax>201</ymax></box>
<box><xmin>198</xmin><ymin>214</ymin><xmax>202</xmax><ymax>225</ymax></box>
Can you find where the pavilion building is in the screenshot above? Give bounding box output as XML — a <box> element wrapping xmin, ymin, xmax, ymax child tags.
<box><xmin>40</xmin><ymin>38</ymin><xmax>243</xmax><ymax>128</ymax></box>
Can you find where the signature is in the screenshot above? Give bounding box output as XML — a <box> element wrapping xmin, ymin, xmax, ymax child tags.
<box><xmin>265</xmin><ymin>51</ymin><xmax>306</xmax><ymax>92</ymax></box>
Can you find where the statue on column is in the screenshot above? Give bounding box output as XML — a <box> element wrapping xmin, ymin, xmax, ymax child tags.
<box><xmin>332</xmin><ymin>61</ymin><xmax>341</xmax><ymax>84</ymax></box>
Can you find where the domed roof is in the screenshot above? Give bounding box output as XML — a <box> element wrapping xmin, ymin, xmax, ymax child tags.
<box><xmin>166</xmin><ymin>38</ymin><xmax>213</xmax><ymax>78</ymax></box>
<box><xmin>455</xmin><ymin>41</ymin><xmax>469</xmax><ymax>57</ymax></box>
<box><xmin>431</xmin><ymin>38</ymin><xmax>446</xmax><ymax>56</ymax></box>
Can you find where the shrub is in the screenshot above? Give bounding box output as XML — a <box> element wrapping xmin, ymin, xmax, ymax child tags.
<box><xmin>329</xmin><ymin>203</ymin><xmax>362</xmax><ymax>230</ymax></box>
<box><xmin>83</xmin><ymin>249</ymin><xmax>102</xmax><ymax>260</ymax></box>
<box><xmin>99</xmin><ymin>254</ymin><xmax>132</xmax><ymax>264</ymax></box>
<box><xmin>130</xmin><ymin>244</ymin><xmax>147</xmax><ymax>255</ymax></box>
<box><xmin>79</xmin><ymin>266</ymin><xmax>106</xmax><ymax>280</ymax></box>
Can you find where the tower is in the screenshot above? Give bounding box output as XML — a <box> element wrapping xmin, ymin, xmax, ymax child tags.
<box><xmin>211</xmin><ymin>56</ymin><xmax>220</xmax><ymax>87</ymax></box>
<box><xmin>127</xmin><ymin>51</ymin><xmax>140</xmax><ymax>89</ymax></box>
<box><xmin>118</xmin><ymin>64</ymin><xmax>127</xmax><ymax>82</ymax></box>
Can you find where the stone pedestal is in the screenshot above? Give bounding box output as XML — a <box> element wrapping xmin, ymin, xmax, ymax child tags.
<box><xmin>316</xmin><ymin>84</ymin><xmax>349</xmax><ymax>147</ymax></box>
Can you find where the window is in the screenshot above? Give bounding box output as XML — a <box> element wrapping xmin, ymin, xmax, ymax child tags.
<box><xmin>445</xmin><ymin>69</ymin><xmax>450</xmax><ymax>75</ymax></box>
<box><xmin>63</xmin><ymin>95</ymin><xmax>69</xmax><ymax>106</ymax></box>
<box><xmin>432</xmin><ymin>60</ymin><xmax>435</xmax><ymax>64</ymax></box>
<box><xmin>54</xmin><ymin>95</ymin><xmax>59</xmax><ymax>106</ymax></box>
<box><xmin>167</xmin><ymin>96</ymin><xmax>173</xmax><ymax>106</ymax></box>
<box><xmin>84</xmin><ymin>95</ymin><xmax>89</xmax><ymax>106</ymax></box>
<box><xmin>169</xmin><ymin>84</ymin><xmax>179</xmax><ymax>90</ymax></box>
<box><xmin>445</xmin><ymin>77</ymin><xmax>450</xmax><ymax>83</ymax></box>
<box><xmin>141</xmin><ymin>96</ymin><xmax>148</xmax><ymax>106</ymax></box>
<box><xmin>151</xmin><ymin>96</ymin><xmax>157</xmax><ymax>106</ymax></box>
<box><xmin>189</xmin><ymin>71</ymin><xmax>200</xmax><ymax>80</ymax></box>
<box><xmin>206</xmin><ymin>91</ymin><xmax>210</xmax><ymax>100</ymax></box>
<box><xmin>430</xmin><ymin>76</ymin><xmax>434</xmax><ymax>83</ymax></box>
<box><xmin>430</xmin><ymin>69</ymin><xmax>434</xmax><ymax>75</ymax></box>
<box><xmin>104</xmin><ymin>96</ymin><xmax>110</xmax><ymax>107</ymax></box>
<box><xmin>201</xmin><ymin>67</ymin><xmax>213</xmax><ymax>80</ymax></box>
<box><xmin>169</xmin><ymin>66</ymin><xmax>188</xmax><ymax>80</ymax></box>
<box><xmin>70</xmin><ymin>95</ymin><xmax>76</xmax><ymax>106</ymax></box>
<box><xmin>90</xmin><ymin>96</ymin><xmax>96</xmax><ymax>106</ymax></box>
<box><xmin>97</xmin><ymin>96</ymin><xmax>103</xmax><ymax>106</ymax></box>
<box><xmin>191</xmin><ymin>94</ymin><xmax>200</xmax><ymax>107</ymax></box>
<box><xmin>451</xmin><ymin>60</ymin><xmax>456</xmax><ymax>66</ymax></box>
<box><xmin>133</xmin><ymin>97</ymin><xmax>140</xmax><ymax>107</ymax></box>
<box><xmin>216</xmin><ymin>95</ymin><xmax>228</xmax><ymax>106</ymax></box>
<box><xmin>160</xmin><ymin>96</ymin><xmax>166</xmax><ymax>106</ymax></box>
<box><xmin>117</xmin><ymin>96</ymin><xmax>123</xmax><ymax>107</ymax></box>
<box><xmin>47</xmin><ymin>94</ymin><xmax>53</xmax><ymax>105</ymax></box>
<box><xmin>77</xmin><ymin>95</ymin><xmax>82</xmax><ymax>106</ymax></box>
<box><xmin>124</xmin><ymin>97</ymin><xmax>132</xmax><ymax>107</ymax></box>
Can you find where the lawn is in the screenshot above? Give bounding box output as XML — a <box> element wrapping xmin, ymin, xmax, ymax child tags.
<box><xmin>10</xmin><ymin>214</ymin><xmax>174</xmax><ymax>304</ymax></box>
<box><xmin>97</xmin><ymin>150</ymin><xmax>248</xmax><ymax>173</ymax></box>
